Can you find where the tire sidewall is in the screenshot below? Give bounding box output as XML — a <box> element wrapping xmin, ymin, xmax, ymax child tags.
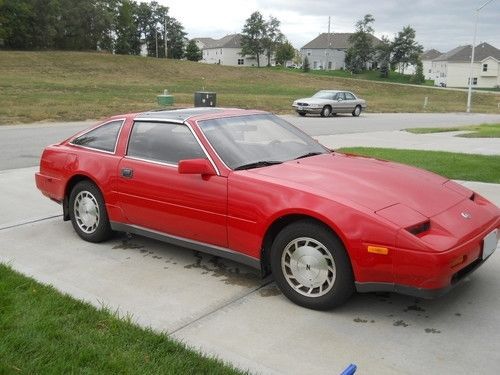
<box><xmin>69</xmin><ymin>180</ymin><xmax>112</xmax><ymax>243</ymax></box>
<box><xmin>270</xmin><ymin>220</ymin><xmax>354</xmax><ymax>310</ymax></box>
<box><xmin>353</xmin><ymin>106</ymin><xmax>361</xmax><ymax>116</ymax></box>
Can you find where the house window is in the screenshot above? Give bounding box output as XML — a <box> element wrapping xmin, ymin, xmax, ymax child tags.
<box><xmin>307</xmin><ymin>52</ymin><xmax>311</xmax><ymax>56</ymax></box>
<box><xmin>238</xmin><ymin>59</ymin><xmax>244</xmax><ymax>65</ymax></box>
<box><xmin>483</xmin><ymin>63</ymin><xmax>488</xmax><ymax>72</ymax></box>
<box><xmin>428</xmin><ymin>69</ymin><xmax>431</xmax><ymax>73</ymax></box>
<box><xmin>328</xmin><ymin>61</ymin><xmax>332</xmax><ymax>69</ymax></box>
<box><xmin>468</xmin><ymin>77</ymin><xmax>478</xmax><ymax>85</ymax></box>
<box><xmin>313</xmin><ymin>61</ymin><xmax>317</xmax><ymax>69</ymax></box>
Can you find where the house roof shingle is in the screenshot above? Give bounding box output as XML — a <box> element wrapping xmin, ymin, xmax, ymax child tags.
<box><xmin>301</xmin><ymin>33</ymin><xmax>381</xmax><ymax>50</ymax></box>
<box><xmin>434</xmin><ymin>42</ymin><xmax>500</xmax><ymax>62</ymax></box>
<box><xmin>421</xmin><ymin>49</ymin><xmax>442</xmax><ymax>61</ymax></box>
<box><xmin>193</xmin><ymin>34</ymin><xmax>242</xmax><ymax>49</ymax></box>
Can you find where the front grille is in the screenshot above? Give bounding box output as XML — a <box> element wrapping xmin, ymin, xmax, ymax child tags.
<box><xmin>451</xmin><ymin>258</ymin><xmax>483</xmax><ymax>284</ymax></box>
<box><xmin>297</xmin><ymin>102</ymin><xmax>309</xmax><ymax>106</ymax></box>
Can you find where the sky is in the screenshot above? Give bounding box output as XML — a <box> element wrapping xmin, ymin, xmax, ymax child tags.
<box><xmin>156</xmin><ymin>0</ymin><xmax>500</xmax><ymax>53</ymax></box>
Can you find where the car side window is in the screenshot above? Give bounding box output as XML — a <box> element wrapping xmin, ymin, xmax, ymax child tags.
<box><xmin>71</xmin><ymin>120</ymin><xmax>123</xmax><ymax>153</ymax></box>
<box><xmin>344</xmin><ymin>92</ymin><xmax>356</xmax><ymax>100</ymax></box>
<box><xmin>337</xmin><ymin>92</ymin><xmax>346</xmax><ymax>100</ymax></box>
<box><xmin>127</xmin><ymin>121</ymin><xmax>205</xmax><ymax>165</ymax></box>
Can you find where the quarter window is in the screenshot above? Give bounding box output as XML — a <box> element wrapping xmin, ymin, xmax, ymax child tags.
<box><xmin>127</xmin><ymin>122</ymin><xmax>205</xmax><ymax>165</ymax></box>
<box><xmin>71</xmin><ymin>120</ymin><xmax>123</xmax><ymax>153</ymax></box>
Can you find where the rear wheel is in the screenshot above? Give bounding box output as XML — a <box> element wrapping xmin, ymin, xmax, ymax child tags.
<box><xmin>69</xmin><ymin>180</ymin><xmax>112</xmax><ymax>243</ymax></box>
<box><xmin>352</xmin><ymin>105</ymin><xmax>362</xmax><ymax>117</ymax></box>
<box><xmin>320</xmin><ymin>106</ymin><xmax>332</xmax><ymax>117</ymax></box>
<box><xmin>270</xmin><ymin>220</ymin><xmax>354</xmax><ymax>310</ymax></box>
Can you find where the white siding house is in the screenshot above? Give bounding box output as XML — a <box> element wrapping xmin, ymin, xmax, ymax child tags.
<box><xmin>421</xmin><ymin>49</ymin><xmax>442</xmax><ymax>80</ymax></box>
<box><xmin>431</xmin><ymin>42</ymin><xmax>500</xmax><ymax>88</ymax></box>
<box><xmin>300</xmin><ymin>33</ymin><xmax>380</xmax><ymax>70</ymax></box>
<box><xmin>193</xmin><ymin>34</ymin><xmax>264</xmax><ymax>67</ymax></box>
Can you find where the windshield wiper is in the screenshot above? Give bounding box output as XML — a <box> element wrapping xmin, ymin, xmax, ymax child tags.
<box><xmin>234</xmin><ymin>161</ymin><xmax>283</xmax><ymax>171</ymax></box>
<box><xmin>294</xmin><ymin>152</ymin><xmax>323</xmax><ymax>160</ymax></box>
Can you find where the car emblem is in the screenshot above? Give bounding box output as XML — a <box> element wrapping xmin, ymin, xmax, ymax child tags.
<box><xmin>461</xmin><ymin>212</ymin><xmax>472</xmax><ymax>219</ymax></box>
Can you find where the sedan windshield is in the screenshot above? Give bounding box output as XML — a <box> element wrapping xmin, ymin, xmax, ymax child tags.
<box><xmin>312</xmin><ymin>91</ymin><xmax>336</xmax><ymax>99</ymax></box>
<box><xmin>198</xmin><ymin>114</ymin><xmax>328</xmax><ymax>170</ymax></box>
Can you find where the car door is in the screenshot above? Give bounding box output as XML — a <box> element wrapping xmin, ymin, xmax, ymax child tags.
<box><xmin>333</xmin><ymin>92</ymin><xmax>349</xmax><ymax>113</ymax></box>
<box><xmin>116</xmin><ymin>121</ymin><xmax>228</xmax><ymax>247</ymax></box>
<box><xmin>343</xmin><ymin>92</ymin><xmax>358</xmax><ymax>112</ymax></box>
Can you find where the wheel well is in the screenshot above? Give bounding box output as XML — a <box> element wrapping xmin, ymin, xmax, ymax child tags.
<box><xmin>62</xmin><ymin>175</ymin><xmax>96</xmax><ymax>221</ymax></box>
<box><xmin>260</xmin><ymin>214</ymin><xmax>342</xmax><ymax>276</ymax></box>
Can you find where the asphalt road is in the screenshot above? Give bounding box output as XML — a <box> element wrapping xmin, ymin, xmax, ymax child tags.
<box><xmin>1</xmin><ymin>112</ymin><xmax>500</xmax><ymax>171</ymax></box>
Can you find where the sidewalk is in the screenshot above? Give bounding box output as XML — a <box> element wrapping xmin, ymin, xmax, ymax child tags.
<box><xmin>317</xmin><ymin>130</ymin><xmax>500</xmax><ymax>155</ymax></box>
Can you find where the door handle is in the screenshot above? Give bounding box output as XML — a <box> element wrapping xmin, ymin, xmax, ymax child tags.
<box><xmin>121</xmin><ymin>168</ymin><xmax>133</xmax><ymax>178</ymax></box>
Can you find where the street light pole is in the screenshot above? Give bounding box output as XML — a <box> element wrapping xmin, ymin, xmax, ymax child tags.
<box><xmin>466</xmin><ymin>0</ymin><xmax>494</xmax><ymax>113</ymax></box>
<box><xmin>164</xmin><ymin>13</ymin><xmax>168</xmax><ymax>59</ymax></box>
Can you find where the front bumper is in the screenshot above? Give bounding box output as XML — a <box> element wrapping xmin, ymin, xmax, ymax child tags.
<box><xmin>292</xmin><ymin>105</ymin><xmax>322</xmax><ymax>114</ymax></box>
<box><xmin>356</xmin><ymin>221</ymin><xmax>500</xmax><ymax>299</ymax></box>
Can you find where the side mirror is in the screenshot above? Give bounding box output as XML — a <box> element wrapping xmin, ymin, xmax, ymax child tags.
<box><xmin>178</xmin><ymin>158</ymin><xmax>216</xmax><ymax>176</ymax></box>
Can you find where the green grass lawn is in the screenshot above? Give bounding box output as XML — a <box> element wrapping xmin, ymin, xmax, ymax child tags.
<box><xmin>0</xmin><ymin>264</ymin><xmax>243</xmax><ymax>374</ymax></box>
<box><xmin>1</xmin><ymin>51</ymin><xmax>499</xmax><ymax>124</ymax></box>
<box><xmin>337</xmin><ymin>147</ymin><xmax>500</xmax><ymax>183</ymax></box>
<box><xmin>405</xmin><ymin>123</ymin><xmax>500</xmax><ymax>138</ymax></box>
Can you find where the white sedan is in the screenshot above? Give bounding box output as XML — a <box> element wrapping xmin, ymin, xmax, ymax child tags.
<box><xmin>292</xmin><ymin>90</ymin><xmax>367</xmax><ymax>117</ymax></box>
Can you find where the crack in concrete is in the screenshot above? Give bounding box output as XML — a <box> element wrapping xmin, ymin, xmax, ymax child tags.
<box><xmin>170</xmin><ymin>278</ymin><xmax>274</xmax><ymax>335</ymax></box>
<box><xmin>0</xmin><ymin>214</ymin><xmax>62</xmax><ymax>231</ymax></box>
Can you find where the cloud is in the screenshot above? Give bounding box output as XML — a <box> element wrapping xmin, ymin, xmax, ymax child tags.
<box><xmin>158</xmin><ymin>0</ymin><xmax>500</xmax><ymax>52</ymax></box>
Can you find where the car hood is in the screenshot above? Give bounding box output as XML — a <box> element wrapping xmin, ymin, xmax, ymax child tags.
<box><xmin>294</xmin><ymin>97</ymin><xmax>331</xmax><ymax>105</ymax></box>
<box><xmin>247</xmin><ymin>153</ymin><xmax>464</xmax><ymax>217</ymax></box>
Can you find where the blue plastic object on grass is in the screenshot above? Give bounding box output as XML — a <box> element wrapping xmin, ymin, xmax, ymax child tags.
<box><xmin>340</xmin><ymin>363</ymin><xmax>357</xmax><ymax>375</ymax></box>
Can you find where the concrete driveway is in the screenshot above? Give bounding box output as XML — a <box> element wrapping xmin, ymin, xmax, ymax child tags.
<box><xmin>1</xmin><ymin>118</ymin><xmax>500</xmax><ymax>374</ymax></box>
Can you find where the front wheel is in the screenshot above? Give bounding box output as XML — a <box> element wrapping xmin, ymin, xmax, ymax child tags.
<box><xmin>69</xmin><ymin>180</ymin><xmax>112</xmax><ymax>243</ymax></box>
<box><xmin>320</xmin><ymin>106</ymin><xmax>332</xmax><ymax>117</ymax></box>
<box><xmin>298</xmin><ymin>112</ymin><xmax>306</xmax><ymax>117</ymax></box>
<box><xmin>352</xmin><ymin>105</ymin><xmax>362</xmax><ymax>117</ymax></box>
<box><xmin>270</xmin><ymin>220</ymin><xmax>354</xmax><ymax>310</ymax></box>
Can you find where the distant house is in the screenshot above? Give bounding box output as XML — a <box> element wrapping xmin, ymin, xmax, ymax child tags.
<box><xmin>432</xmin><ymin>42</ymin><xmax>500</xmax><ymax>88</ymax></box>
<box><xmin>421</xmin><ymin>49</ymin><xmax>442</xmax><ymax>80</ymax></box>
<box><xmin>300</xmin><ymin>33</ymin><xmax>381</xmax><ymax>70</ymax></box>
<box><xmin>193</xmin><ymin>34</ymin><xmax>271</xmax><ymax>67</ymax></box>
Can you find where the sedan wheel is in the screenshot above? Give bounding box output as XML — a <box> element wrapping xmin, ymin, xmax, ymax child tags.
<box><xmin>271</xmin><ymin>220</ymin><xmax>354</xmax><ymax>310</ymax></box>
<box><xmin>320</xmin><ymin>106</ymin><xmax>332</xmax><ymax>117</ymax></box>
<box><xmin>69</xmin><ymin>181</ymin><xmax>112</xmax><ymax>243</ymax></box>
<box><xmin>352</xmin><ymin>105</ymin><xmax>362</xmax><ymax>117</ymax></box>
<box><xmin>298</xmin><ymin>112</ymin><xmax>306</xmax><ymax>117</ymax></box>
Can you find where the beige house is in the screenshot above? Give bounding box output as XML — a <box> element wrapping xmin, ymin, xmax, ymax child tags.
<box><xmin>421</xmin><ymin>49</ymin><xmax>442</xmax><ymax>80</ymax></box>
<box><xmin>431</xmin><ymin>42</ymin><xmax>500</xmax><ymax>88</ymax></box>
<box><xmin>194</xmin><ymin>34</ymin><xmax>268</xmax><ymax>67</ymax></box>
<box><xmin>300</xmin><ymin>33</ymin><xmax>381</xmax><ymax>70</ymax></box>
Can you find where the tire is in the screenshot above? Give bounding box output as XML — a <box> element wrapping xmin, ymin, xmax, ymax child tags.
<box><xmin>298</xmin><ymin>112</ymin><xmax>306</xmax><ymax>117</ymax></box>
<box><xmin>270</xmin><ymin>220</ymin><xmax>354</xmax><ymax>310</ymax></box>
<box><xmin>332</xmin><ymin>113</ymin><xmax>337</xmax><ymax>117</ymax></box>
<box><xmin>320</xmin><ymin>106</ymin><xmax>332</xmax><ymax>117</ymax></box>
<box><xmin>352</xmin><ymin>105</ymin><xmax>362</xmax><ymax>117</ymax></box>
<box><xmin>69</xmin><ymin>180</ymin><xmax>112</xmax><ymax>243</ymax></box>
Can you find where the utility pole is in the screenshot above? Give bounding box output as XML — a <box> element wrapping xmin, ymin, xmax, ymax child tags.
<box><xmin>164</xmin><ymin>13</ymin><xmax>168</xmax><ymax>58</ymax></box>
<box><xmin>466</xmin><ymin>0</ymin><xmax>494</xmax><ymax>113</ymax></box>
<box><xmin>155</xmin><ymin>28</ymin><xmax>158</xmax><ymax>58</ymax></box>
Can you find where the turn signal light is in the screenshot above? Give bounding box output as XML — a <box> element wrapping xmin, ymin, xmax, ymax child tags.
<box><xmin>367</xmin><ymin>246</ymin><xmax>389</xmax><ymax>255</ymax></box>
<box><xmin>450</xmin><ymin>255</ymin><xmax>466</xmax><ymax>268</ymax></box>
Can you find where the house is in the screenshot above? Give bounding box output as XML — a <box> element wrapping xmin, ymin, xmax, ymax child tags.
<box><xmin>421</xmin><ymin>49</ymin><xmax>442</xmax><ymax>80</ymax></box>
<box><xmin>431</xmin><ymin>42</ymin><xmax>500</xmax><ymax>88</ymax></box>
<box><xmin>300</xmin><ymin>33</ymin><xmax>381</xmax><ymax>70</ymax></box>
<box><xmin>193</xmin><ymin>34</ymin><xmax>269</xmax><ymax>67</ymax></box>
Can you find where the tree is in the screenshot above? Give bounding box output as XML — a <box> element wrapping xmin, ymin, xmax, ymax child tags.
<box><xmin>241</xmin><ymin>11</ymin><xmax>266</xmax><ymax>67</ymax></box>
<box><xmin>275</xmin><ymin>40</ymin><xmax>294</xmax><ymax>66</ymax></box>
<box><xmin>114</xmin><ymin>0</ymin><xmax>140</xmax><ymax>55</ymax></box>
<box><xmin>375</xmin><ymin>35</ymin><xmax>392</xmax><ymax>78</ymax></box>
<box><xmin>391</xmin><ymin>26</ymin><xmax>423</xmax><ymax>74</ymax></box>
<box><xmin>345</xmin><ymin>14</ymin><xmax>375</xmax><ymax>73</ymax></box>
<box><xmin>262</xmin><ymin>16</ymin><xmax>283</xmax><ymax>66</ymax></box>
<box><xmin>185</xmin><ymin>39</ymin><xmax>202</xmax><ymax>61</ymax></box>
<box><xmin>303</xmin><ymin>56</ymin><xmax>310</xmax><ymax>72</ymax></box>
<box><xmin>411</xmin><ymin>58</ymin><xmax>425</xmax><ymax>84</ymax></box>
<box><xmin>166</xmin><ymin>17</ymin><xmax>186</xmax><ymax>59</ymax></box>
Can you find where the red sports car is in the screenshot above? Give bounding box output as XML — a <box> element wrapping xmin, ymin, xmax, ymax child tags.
<box><xmin>36</xmin><ymin>108</ymin><xmax>500</xmax><ymax>310</ymax></box>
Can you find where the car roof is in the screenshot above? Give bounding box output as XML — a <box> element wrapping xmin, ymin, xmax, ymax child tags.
<box><xmin>135</xmin><ymin>108</ymin><xmax>268</xmax><ymax>123</ymax></box>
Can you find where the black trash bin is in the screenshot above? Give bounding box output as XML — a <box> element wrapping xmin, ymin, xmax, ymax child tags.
<box><xmin>194</xmin><ymin>91</ymin><xmax>216</xmax><ymax>107</ymax></box>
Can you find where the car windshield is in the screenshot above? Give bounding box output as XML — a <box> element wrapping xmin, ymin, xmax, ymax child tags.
<box><xmin>312</xmin><ymin>91</ymin><xmax>335</xmax><ymax>99</ymax></box>
<box><xmin>198</xmin><ymin>114</ymin><xmax>328</xmax><ymax>170</ymax></box>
